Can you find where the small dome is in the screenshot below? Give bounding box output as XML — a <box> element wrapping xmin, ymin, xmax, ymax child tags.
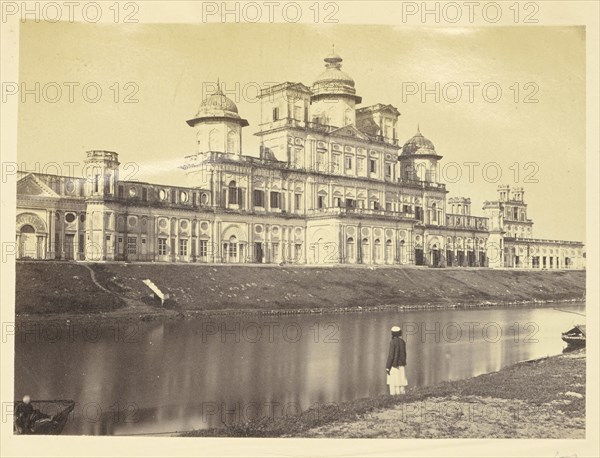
<box><xmin>186</xmin><ymin>83</ymin><xmax>249</xmax><ymax>128</ymax></box>
<box><xmin>196</xmin><ymin>86</ymin><xmax>239</xmax><ymax>116</ymax></box>
<box><xmin>401</xmin><ymin>127</ymin><xmax>438</xmax><ymax>156</ymax></box>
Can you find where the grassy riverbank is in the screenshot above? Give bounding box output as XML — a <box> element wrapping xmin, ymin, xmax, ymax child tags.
<box><xmin>15</xmin><ymin>261</ymin><xmax>585</xmax><ymax>322</ymax></box>
<box><xmin>181</xmin><ymin>349</ymin><xmax>586</xmax><ymax>438</ymax></box>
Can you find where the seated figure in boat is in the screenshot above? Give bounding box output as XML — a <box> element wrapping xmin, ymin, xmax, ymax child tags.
<box><xmin>14</xmin><ymin>395</ymin><xmax>74</xmax><ymax>435</ymax></box>
<box><xmin>15</xmin><ymin>395</ymin><xmax>50</xmax><ymax>434</ymax></box>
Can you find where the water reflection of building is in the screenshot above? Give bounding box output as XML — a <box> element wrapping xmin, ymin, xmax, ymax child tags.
<box><xmin>15</xmin><ymin>51</ymin><xmax>584</xmax><ymax>269</ymax></box>
<box><xmin>14</xmin><ymin>307</ymin><xmax>580</xmax><ymax>435</ymax></box>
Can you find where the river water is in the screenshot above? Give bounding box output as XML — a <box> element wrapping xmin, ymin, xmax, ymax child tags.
<box><xmin>14</xmin><ymin>303</ymin><xmax>585</xmax><ymax>435</ymax></box>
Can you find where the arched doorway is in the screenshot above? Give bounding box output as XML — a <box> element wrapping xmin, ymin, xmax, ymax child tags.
<box><xmin>16</xmin><ymin>213</ymin><xmax>47</xmax><ymax>259</ymax></box>
<box><xmin>19</xmin><ymin>225</ymin><xmax>37</xmax><ymax>258</ymax></box>
<box><xmin>221</xmin><ymin>225</ymin><xmax>247</xmax><ymax>263</ymax></box>
<box><xmin>431</xmin><ymin>244</ymin><xmax>441</xmax><ymax>267</ymax></box>
<box><xmin>361</xmin><ymin>238</ymin><xmax>370</xmax><ymax>264</ymax></box>
<box><xmin>373</xmin><ymin>239</ymin><xmax>382</xmax><ymax>264</ymax></box>
<box><xmin>385</xmin><ymin>239</ymin><xmax>393</xmax><ymax>264</ymax></box>
<box><xmin>346</xmin><ymin>237</ymin><xmax>355</xmax><ymax>264</ymax></box>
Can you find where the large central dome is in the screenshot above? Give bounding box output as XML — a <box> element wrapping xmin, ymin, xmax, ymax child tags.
<box><xmin>311</xmin><ymin>51</ymin><xmax>361</xmax><ymax>102</ymax></box>
<box><xmin>313</xmin><ymin>52</ymin><xmax>355</xmax><ymax>86</ymax></box>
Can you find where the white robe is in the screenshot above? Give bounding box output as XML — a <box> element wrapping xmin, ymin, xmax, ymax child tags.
<box><xmin>387</xmin><ymin>366</ymin><xmax>408</xmax><ymax>386</ymax></box>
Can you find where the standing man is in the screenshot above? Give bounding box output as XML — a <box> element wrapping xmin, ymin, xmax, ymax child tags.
<box><xmin>386</xmin><ymin>326</ymin><xmax>408</xmax><ymax>395</ymax></box>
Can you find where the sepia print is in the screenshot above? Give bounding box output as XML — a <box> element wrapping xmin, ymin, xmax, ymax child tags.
<box><xmin>1</xmin><ymin>1</ymin><xmax>598</xmax><ymax>457</ymax></box>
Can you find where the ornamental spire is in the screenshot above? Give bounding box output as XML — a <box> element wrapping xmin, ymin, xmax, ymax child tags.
<box><xmin>324</xmin><ymin>46</ymin><xmax>343</xmax><ymax>68</ymax></box>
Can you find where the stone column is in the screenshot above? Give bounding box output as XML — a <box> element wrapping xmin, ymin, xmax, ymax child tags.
<box><xmin>47</xmin><ymin>210</ymin><xmax>54</xmax><ymax>259</ymax></box>
<box><xmin>37</xmin><ymin>235</ymin><xmax>44</xmax><ymax>259</ymax></box>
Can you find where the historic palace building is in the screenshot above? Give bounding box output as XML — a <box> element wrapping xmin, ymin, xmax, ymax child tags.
<box><xmin>16</xmin><ymin>52</ymin><xmax>585</xmax><ymax>269</ymax></box>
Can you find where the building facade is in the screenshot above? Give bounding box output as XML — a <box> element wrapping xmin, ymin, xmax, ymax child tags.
<box><xmin>15</xmin><ymin>52</ymin><xmax>585</xmax><ymax>269</ymax></box>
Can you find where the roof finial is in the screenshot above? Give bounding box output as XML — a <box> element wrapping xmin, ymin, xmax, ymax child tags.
<box><xmin>324</xmin><ymin>46</ymin><xmax>343</xmax><ymax>67</ymax></box>
<box><xmin>417</xmin><ymin>124</ymin><xmax>421</xmax><ymax>134</ymax></box>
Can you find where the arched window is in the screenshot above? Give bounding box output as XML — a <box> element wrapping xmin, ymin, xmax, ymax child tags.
<box><xmin>344</xmin><ymin>108</ymin><xmax>352</xmax><ymax>126</ymax></box>
<box><xmin>209</xmin><ymin>128</ymin><xmax>219</xmax><ymax>151</ymax></box>
<box><xmin>227</xmin><ymin>129</ymin><xmax>237</xmax><ymax>153</ymax></box>
<box><xmin>226</xmin><ymin>236</ymin><xmax>238</xmax><ymax>262</ymax></box>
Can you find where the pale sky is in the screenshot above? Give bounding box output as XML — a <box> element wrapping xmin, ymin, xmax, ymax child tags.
<box><xmin>18</xmin><ymin>23</ymin><xmax>585</xmax><ymax>242</ymax></box>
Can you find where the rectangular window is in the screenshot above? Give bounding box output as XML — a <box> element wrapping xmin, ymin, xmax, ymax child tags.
<box><xmin>270</xmin><ymin>191</ymin><xmax>281</xmax><ymax>209</ymax></box>
<box><xmin>370</xmin><ymin>159</ymin><xmax>377</xmax><ymax>173</ymax></box>
<box><xmin>372</xmin><ymin>201</ymin><xmax>380</xmax><ymax>210</ymax></box>
<box><xmin>94</xmin><ymin>175</ymin><xmax>99</xmax><ymax>193</ymax></box>
<box><xmin>294</xmin><ymin>148</ymin><xmax>302</xmax><ymax>167</ymax></box>
<box><xmin>237</xmin><ymin>188</ymin><xmax>244</xmax><ymax>209</ymax></box>
<box><xmin>142</xmin><ymin>188</ymin><xmax>148</xmax><ymax>201</ymax></box>
<box><xmin>272</xmin><ymin>242</ymin><xmax>279</xmax><ymax>260</ymax></box>
<box><xmin>415</xmin><ymin>207</ymin><xmax>423</xmax><ymax>221</ymax></box>
<box><xmin>294</xmin><ymin>244</ymin><xmax>302</xmax><ymax>262</ymax></box>
<box><xmin>386</xmin><ymin>163</ymin><xmax>392</xmax><ymax>177</ymax></box>
<box><xmin>171</xmin><ymin>190</ymin><xmax>176</xmax><ymax>204</ymax></box>
<box><xmin>294</xmin><ymin>105</ymin><xmax>302</xmax><ymax>121</ymax></box>
<box><xmin>158</xmin><ymin>238</ymin><xmax>167</xmax><ymax>256</ymax></box>
<box><xmin>385</xmin><ymin>202</ymin><xmax>392</xmax><ymax>211</ymax></box>
<box><xmin>199</xmin><ymin>240</ymin><xmax>208</xmax><ymax>257</ymax></box>
<box><xmin>317</xmin><ymin>151</ymin><xmax>326</xmax><ymax>170</ymax></box>
<box><xmin>179</xmin><ymin>239</ymin><xmax>188</xmax><ymax>256</ymax></box>
<box><xmin>228</xmin><ymin>243</ymin><xmax>237</xmax><ymax>259</ymax></box>
<box><xmin>127</xmin><ymin>236</ymin><xmax>137</xmax><ymax>255</ymax></box>
<box><xmin>346</xmin><ymin>198</ymin><xmax>355</xmax><ymax>209</ymax></box>
<box><xmin>78</xmin><ymin>233</ymin><xmax>85</xmax><ymax>254</ymax></box>
<box><xmin>403</xmin><ymin>204</ymin><xmax>411</xmax><ymax>214</ymax></box>
<box><xmin>317</xmin><ymin>195</ymin><xmax>326</xmax><ymax>209</ymax></box>
<box><xmin>333</xmin><ymin>155</ymin><xmax>341</xmax><ymax>173</ymax></box>
<box><xmin>294</xmin><ymin>193</ymin><xmax>302</xmax><ymax>211</ymax></box>
<box><xmin>272</xmin><ymin>107</ymin><xmax>279</xmax><ymax>121</ymax></box>
<box><xmin>228</xmin><ymin>185</ymin><xmax>238</xmax><ymax>205</ymax></box>
<box><xmin>357</xmin><ymin>158</ymin><xmax>364</xmax><ymax>173</ymax></box>
<box><xmin>253</xmin><ymin>189</ymin><xmax>265</xmax><ymax>207</ymax></box>
<box><xmin>333</xmin><ymin>197</ymin><xmax>342</xmax><ymax>208</ymax></box>
<box><xmin>345</xmin><ymin>156</ymin><xmax>352</xmax><ymax>170</ymax></box>
<box><xmin>118</xmin><ymin>185</ymin><xmax>124</xmax><ymax>198</ymax></box>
